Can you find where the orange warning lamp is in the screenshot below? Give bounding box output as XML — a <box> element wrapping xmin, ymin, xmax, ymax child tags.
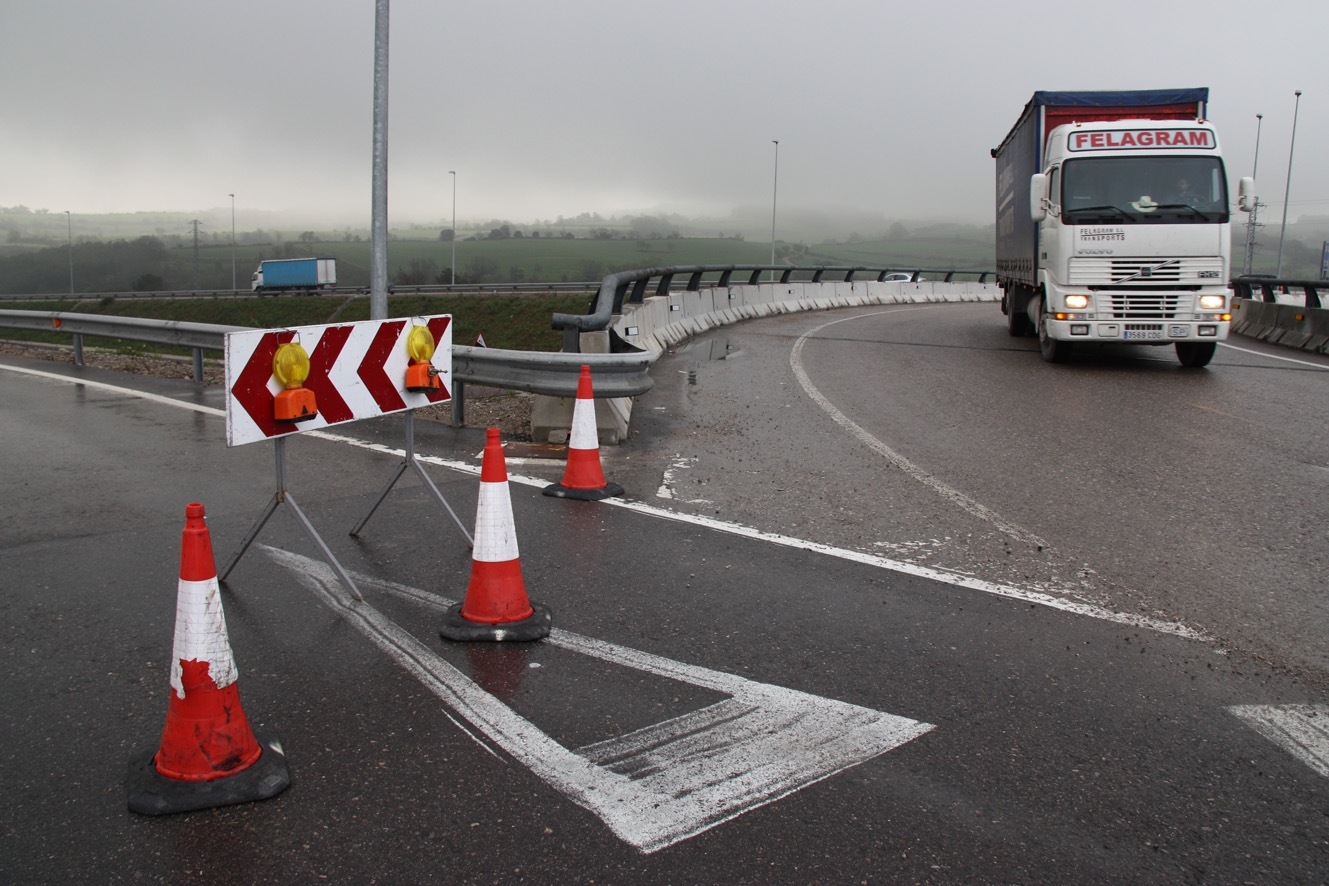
<box><xmin>404</xmin><ymin>324</ymin><xmax>442</xmax><ymax>393</ymax></box>
<box><xmin>272</xmin><ymin>340</ymin><xmax>317</xmax><ymax>423</ymax></box>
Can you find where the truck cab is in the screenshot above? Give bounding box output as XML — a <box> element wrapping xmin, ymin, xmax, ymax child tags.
<box><xmin>993</xmin><ymin>89</ymin><xmax>1254</xmax><ymax>367</ymax></box>
<box><xmin>1028</xmin><ymin>120</ymin><xmax>1251</xmax><ymax>365</ymax></box>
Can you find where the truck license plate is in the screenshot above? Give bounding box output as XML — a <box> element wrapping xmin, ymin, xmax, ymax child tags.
<box><xmin>1124</xmin><ymin>329</ymin><xmax>1163</xmax><ymax>340</ymax></box>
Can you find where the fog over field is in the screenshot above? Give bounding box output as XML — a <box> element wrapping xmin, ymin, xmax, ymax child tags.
<box><xmin>2</xmin><ymin>0</ymin><xmax>1326</xmax><ymax>236</ymax></box>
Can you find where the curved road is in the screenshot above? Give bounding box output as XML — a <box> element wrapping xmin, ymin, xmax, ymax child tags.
<box><xmin>3</xmin><ymin>303</ymin><xmax>1329</xmax><ymax>883</ymax></box>
<box><xmin>617</xmin><ymin>302</ymin><xmax>1329</xmax><ymax>685</ymax></box>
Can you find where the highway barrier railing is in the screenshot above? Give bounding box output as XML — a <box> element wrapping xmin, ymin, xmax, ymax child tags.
<box><xmin>552</xmin><ymin>265</ymin><xmax>994</xmax><ymax>352</ymax></box>
<box><xmin>0</xmin><ymin>309</ymin><xmax>653</xmax><ymax>424</ymax></box>
<box><xmin>1231</xmin><ymin>275</ymin><xmax>1324</xmax><ymax>310</ymax></box>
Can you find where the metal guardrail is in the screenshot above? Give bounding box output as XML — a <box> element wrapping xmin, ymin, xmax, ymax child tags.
<box><xmin>1231</xmin><ymin>276</ymin><xmax>1324</xmax><ymax>309</ymax></box>
<box><xmin>552</xmin><ymin>264</ymin><xmax>995</xmax><ymax>352</ymax></box>
<box><xmin>0</xmin><ymin>282</ymin><xmax>599</xmax><ymax>302</ymax></box>
<box><xmin>0</xmin><ymin>309</ymin><xmax>654</xmax><ymax>408</ymax></box>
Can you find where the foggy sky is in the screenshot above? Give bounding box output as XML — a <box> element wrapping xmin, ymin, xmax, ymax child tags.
<box><xmin>2</xmin><ymin>0</ymin><xmax>1325</xmax><ymax>232</ymax></box>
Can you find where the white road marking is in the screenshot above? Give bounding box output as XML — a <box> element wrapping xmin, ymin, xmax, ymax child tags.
<box><xmin>1230</xmin><ymin>704</ymin><xmax>1329</xmax><ymax>777</ymax></box>
<box><xmin>1218</xmin><ymin>342</ymin><xmax>1329</xmax><ymax>370</ymax></box>
<box><xmin>261</xmin><ymin>545</ymin><xmax>933</xmax><ymax>853</ymax></box>
<box><xmin>2</xmin><ymin>364</ymin><xmax>1211</xmax><ymax>640</ymax></box>
<box><xmin>0</xmin><ymin>362</ymin><xmax>227</xmax><ymax>415</ymax></box>
<box><xmin>787</xmin><ymin>310</ymin><xmax>1050</xmax><ymax>549</ymax></box>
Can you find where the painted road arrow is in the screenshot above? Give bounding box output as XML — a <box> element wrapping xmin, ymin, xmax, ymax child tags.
<box><xmin>264</xmin><ymin>546</ymin><xmax>933</xmax><ymax>854</ymax></box>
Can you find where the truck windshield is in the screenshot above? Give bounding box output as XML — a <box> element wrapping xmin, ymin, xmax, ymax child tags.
<box><xmin>1061</xmin><ymin>156</ymin><xmax>1229</xmax><ymax>224</ymax></box>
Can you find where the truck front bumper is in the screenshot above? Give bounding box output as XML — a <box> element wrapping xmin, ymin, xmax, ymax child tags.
<box><xmin>1043</xmin><ymin>317</ymin><xmax>1229</xmax><ymax>344</ymax></box>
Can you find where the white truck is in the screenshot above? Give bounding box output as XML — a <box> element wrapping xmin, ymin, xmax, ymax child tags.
<box><xmin>992</xmin><ymin>89</ymin><xmax>1255</xmax><ymax>366</ymax></box>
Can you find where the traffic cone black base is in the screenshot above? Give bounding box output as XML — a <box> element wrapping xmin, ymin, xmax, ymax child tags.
<box><xmin>440</xmin><ymin>602</ymin><xmax>552</xmax><ymax>643</ymax></box>
<box><xmin>542</xmin><ymin>480</ymin><xmax>624</xmax><ymax>501</ymax></box>
<box><xmin>127</xmin><ymin>732</ymin><xmax>290</xmax><ymax>816</ymax></box>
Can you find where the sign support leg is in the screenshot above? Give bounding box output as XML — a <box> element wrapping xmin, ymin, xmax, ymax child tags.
<box><xmin>349</xmin><ymin>411</ymin><xmax>474</xmax><ymax>546</ymax></box>
<box><xmin>221</xmin><ymin>436</ymin><xmax>364</xmax><ymax>600</ymax></box>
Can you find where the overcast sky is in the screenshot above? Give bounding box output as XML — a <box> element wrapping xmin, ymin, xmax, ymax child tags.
<box><xmin>2</xmin><ymin>0</ymin><xmax>1325</xmax><ymax>231</ymax></box>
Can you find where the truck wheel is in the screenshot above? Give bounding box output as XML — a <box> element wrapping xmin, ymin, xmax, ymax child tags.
<box><xmin>1007</xmin><ymin>292</ymin><xmax>1033</xmax><ymax>337</ymax></box>
<box><xmin>1038</xmin><ymin>297</ymin><xmax>1072</xmax><ymax>363</ymax></box>
<box><xmin>1175</xmin><ymin>342</ymin><xmax>1216</xmax><ymax>367</ymax></box>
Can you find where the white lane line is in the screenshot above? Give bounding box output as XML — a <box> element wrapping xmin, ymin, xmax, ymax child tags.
<box><xmin>1218</xmin><ymin>342</ymin><xmax>1329</xmax><ymax>370</ymax></box>
<box><xmin>3</xmin><ymin>365</ymin><xmax>1209</xmax><ymax>641</ymax></box>
<box><xmin>0</xmin><ymin>362</ymin><xmax>227</xmax><ymax>416</ymax></box>
<box><xmin>261</xmin><ymin>545</ymin><xmax>933</xmax><ymax>854</ymax></box>
<box><xmin>1230</xmin><ymin>704</ymin><xmax>1329</xmax><ymax>777</ymax></box>
<box><xmin>787</xmin><ymin>310</ymin><xmax>1049</xmax><ymax>550</ymax></box>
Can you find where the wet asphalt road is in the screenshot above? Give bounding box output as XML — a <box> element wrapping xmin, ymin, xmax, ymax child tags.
<box><xmin>2</xmin><ymin>306</ymin><xmax>1329</xmax><ymax>884</ymax></box>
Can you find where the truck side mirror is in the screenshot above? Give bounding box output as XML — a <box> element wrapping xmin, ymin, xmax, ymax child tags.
<box><xmin>1238</xmin><ymin>177</ymin><xmax>1256</xmax><ymax>213</ymax></box>
<box><xmin>1030</xmin><ymin>174</ymin><xmax>1050</xmax><ymax>222</ymax></box>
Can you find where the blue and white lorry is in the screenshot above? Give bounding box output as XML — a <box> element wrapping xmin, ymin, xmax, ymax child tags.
<box><xmin>251</xmin><ymin>258</ymin><xmax>337</xmax><ymax>292</ymax></box>
<box><xmin>992</xmin><ymin>89</ymin><xmax>1255</xmax><ymax>366</ymax></box>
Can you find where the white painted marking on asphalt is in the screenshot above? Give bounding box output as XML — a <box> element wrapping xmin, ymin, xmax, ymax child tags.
<box><xmin>0</xmin><ymin>362</ymin><xmax>226</xmax><ymax>416</ymax></box>
<box><xmin>787</xmin><ymin>310</ymin><xmax>1050</xmax><ymax>549</ymax></box>
<box><xmin>655</xmin><ymin>455</ymin><xmax>697</xmax><ymax>500</ymax></box>
<box><xmin>1230</xmin><ymin>704</ymin><xmax>1329</xmax><ymax>777</ymax></box>
<box><xmin>3</xmin><ymin>365</ymin><xmax>1210</xmax><ymax>641</ymax></box>
<box><xmin>293</xmin><ymin>433</ymin><xmax>1213</xmax><ymax>641</ymax></box>
<box><xmin>261</xmin><ymin>546</ymin><xmax>933</xmax><ymax>854</ymax></box>
<box><xmin>1218</xmin><ymin>342</ymin><xmax>1329</xmax><ymax>370</ymax></box>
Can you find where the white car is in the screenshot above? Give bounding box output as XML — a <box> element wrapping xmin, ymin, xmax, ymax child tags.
<box><xmin>881</xmin><ymin>272</ymin><xmax>925</xmax><ymax>282</ymax></box>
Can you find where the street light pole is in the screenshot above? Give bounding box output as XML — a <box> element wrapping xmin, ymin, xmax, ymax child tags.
<box><xmin>769</xmin><ymin>139</ymin><xmax>779</xmax><ymax>282</ymax></box>
<box><xmin>65</xmin><ymin>210</ymin><xmax>73</xmax><ymax>294</ymax></box>
<box><xmin>449</xmin><ymin>170</ymin><xmax>457</xmax><ymax>286</ymax></box>
<box><xmin>1275</xmin><ymin>90</ymin><xmax>1302</xmax><ymax>278</ymax></box>
<box><xmin>229</xmin><ymin>193</ymin><xmax>237</xmax><ymax>291</ymax></box>
<box><xmin>1242</xmin><ymin>115</ymin><xmax>1263</xmax><ymax>276</ymax></box>
<box><xmin>368</xmin><ymin>0</ymin><xmax>390</xmax><ymax>320</ymax></box>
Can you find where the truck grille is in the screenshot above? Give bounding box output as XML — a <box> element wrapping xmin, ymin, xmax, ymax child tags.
<box><xmin>1109</xmin><ymin>295</ymin><xmax>1181</xmax><ymax>319</ymax></box>
<box><xmin>1068</xmin><ymin>257</ymin><xmax>1223</xmax><ymax>287</ymax></box>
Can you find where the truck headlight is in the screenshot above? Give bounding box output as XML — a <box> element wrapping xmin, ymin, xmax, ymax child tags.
<box><xmin>1065</xmin><ymin>294</ymin><xmax>1090</xmax><ymax>309</ymax></box>
<box><xmin>1198</xmin><ymin>295</ymin><xmax>1226</xmax><ymax>310</ymax></box>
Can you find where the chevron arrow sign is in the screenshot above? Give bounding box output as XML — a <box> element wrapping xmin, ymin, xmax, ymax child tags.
<box><xmin>224</xmin><ymin>315</ymin><xmax>452</xmax><ymax>447</ymax></box>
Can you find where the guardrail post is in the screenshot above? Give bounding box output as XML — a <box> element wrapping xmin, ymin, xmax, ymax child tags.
<box><xmin>562</xmin><ymin>326</ymin><xmax>582</xmax><ymax>353</ymax></box>
<box><xmin>192</xmin><ymin>348</ymin><xmax>204</xmax><ymax>382</ymax></box>
<box><xmin>1304</xmin><ymin>285</ymin><xmax>1321</xmax><ymax>310</ymax></box>
<box><xmin>451</xmin><ymin>380</ymin><xmax>465</xmax><ymax>427</ymax></box>
<box><xmin>72</xmin><ymin>333</ymin><xmax>83</xmax><ymax>366</ymax></box>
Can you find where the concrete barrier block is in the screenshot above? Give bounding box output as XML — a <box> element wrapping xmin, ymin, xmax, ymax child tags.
<box><xmin>531</xmin><ymin>393</ymin><xmax>631</xmax><ymax>446</ymax></box>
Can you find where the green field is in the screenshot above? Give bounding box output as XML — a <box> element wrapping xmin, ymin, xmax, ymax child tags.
<box><xmin>5</xmin><ymin>292</ymin><xmax>592</xmax><ymax>354</ymax></box>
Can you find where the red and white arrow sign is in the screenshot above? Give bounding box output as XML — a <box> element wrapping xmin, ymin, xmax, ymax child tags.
<box><xmin>224</xmin><ymin>315</ymin><xmax>452</xmax><ymax>447</ymax></box>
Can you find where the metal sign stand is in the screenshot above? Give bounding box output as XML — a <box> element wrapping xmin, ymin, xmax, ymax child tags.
<box><xmin>350</xmin><ymin>411</ymin><xmax>474</xmax><ymax>546</ymax></box>
<box><xmin>221</xmin><ymin>436</ymin><xmax>365</xmax><ymax>601</ymax></box>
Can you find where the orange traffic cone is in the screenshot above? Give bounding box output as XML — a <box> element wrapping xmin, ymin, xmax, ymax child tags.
<box><xmin>543</xmin><ymin>365</ymin><xmax>624</xmax><ymax>501</ymax></box>
<box><xmin>440</xmin><ymin>429</ymin><xmax>552</xmax><ymax>642</ymax></box>
<box><xmin>127</xmin><ymin>503</ymin><xmax>290</xmax><ymax>815</ymax></box>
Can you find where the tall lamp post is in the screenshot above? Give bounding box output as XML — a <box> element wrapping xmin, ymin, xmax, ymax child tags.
<box><xmin>65</xmin><ymin>210</ymin><xmax>73</xmax><ymax>294</ymax></box>
<box><xmin>1275</xmin><ymin>90</ymin><xmax>1302</xmax><ymax>278</ymax></box>
<box><xmin>368</xmin><ymin>0</ymin><xmax>390</xmax><ymax>320</ymax></box>
<box><xmin>769</xmin><ymin>139</ymin><xmax>779</xmax><ymax>282</ymax></box>
<box><xmin>1242</xmin><ymin>115</ymin><xmax>1263</xmax><ymax>276</ymax></box>
<box><xmin>229</xmin><ymin>193</ymin><xmax>237</xmax><ymax>291</ymax></box>
<box><xmin>449</xmin><ymin>170</ymin><xmax>457</xmax><ymax>286</ymax></box>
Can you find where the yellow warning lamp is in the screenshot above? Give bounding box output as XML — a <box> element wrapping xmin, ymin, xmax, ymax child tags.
<box><xmin>404</xmin><ymin>324</ymin><xmax>442</xmax><ymax>393</ymax></box>
<box><xmin>272</xmin><ymin>340</ymin><xmax>318</xmax><ymax>423</ymax></box>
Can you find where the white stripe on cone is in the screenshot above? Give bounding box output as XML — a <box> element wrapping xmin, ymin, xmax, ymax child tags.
<box><xmin>569</xmin><ymin>395</ymin><xmax>598</xmax><ymax>451</ymax></box>
<box><xmin>473</xmin><ymin>479</ymin><xmax>520</xmax><ymax>563</ymax></box>
<box><xmin>169</xmin><ymin>577</ymin><xmax>238</xmax><ymax>697</ymax></box>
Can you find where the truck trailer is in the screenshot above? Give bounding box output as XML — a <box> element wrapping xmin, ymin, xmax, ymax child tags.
<box><xmin>991</xmin><ymin>89</ymin><xmax>1255</xmax><ymax>366</ymax></box>
<box><xmin>251</xmin><ymin>258</ymin><xmax>337</xmax><ymax>292</ymax></box>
